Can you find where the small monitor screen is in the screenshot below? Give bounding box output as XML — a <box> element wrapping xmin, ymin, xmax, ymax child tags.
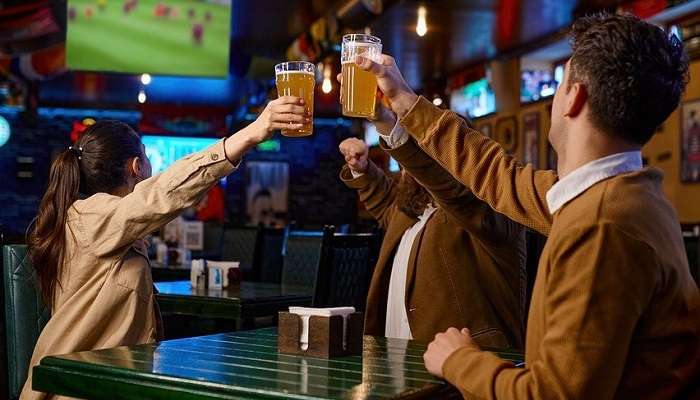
<box><xmin>142</xmin><ymin>135</ymin><xmax>218</xmax><ymax>175</ymax></box>
<box><xmin>450</xmin><ymin>78</ymin><xmax>496</xmax><ymax>119</ymax></box>
<box><xmin>521</xmin><ymin>68</ymin><xmax>558</xmax><ymax>103</ymax></box>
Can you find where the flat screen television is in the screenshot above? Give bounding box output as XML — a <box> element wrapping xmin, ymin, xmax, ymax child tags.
<box><xmin>521</xmin><ymin>68</ymin><xmax>559</xmax><ymax>103</ymax></box>
<box><xmin>66</xmin><ymin>0</ymin><xmax>231</xmax><ymax>77</ymax></box>
<box><xmin>142</xmin><ymin>135</ymin><xmax>219</xmax><ymax>175</ymax></box>
<box><xmin>450</xmin><ymin>78</ymin><xmax>496</xmax><ymax>119</ymax></box>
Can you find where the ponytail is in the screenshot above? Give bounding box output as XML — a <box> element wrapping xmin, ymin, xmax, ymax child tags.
<box><xmin>28</xmin><ymin>120</ymin><xmax>142</xmax><ymax>307</ymax></box>
<box><xmin>28</xmin><ymin>149</ymin><xmax>82</xmax><ymax>307</ymax></box>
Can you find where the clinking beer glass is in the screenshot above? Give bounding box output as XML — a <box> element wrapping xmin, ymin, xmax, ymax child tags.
<box><xmin>341</xmin><ymin>34</ymin><xmax>382</xmax><ymax>119</ymax></box>
<box><xmin>275</xmin><ymin>61</ymin><xmax>315</xmax><ymax>137</ymax></box>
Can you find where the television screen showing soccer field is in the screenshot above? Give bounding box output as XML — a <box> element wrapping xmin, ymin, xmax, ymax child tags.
<box><xmin>142</xmin><ymin>135</ymin><xmax>219</xmax><ymax>174</ymax></box>
<box><xmin>66</xmin><ymin>0</ymin><xmax>231</xmax><ymax>77</ymax></box>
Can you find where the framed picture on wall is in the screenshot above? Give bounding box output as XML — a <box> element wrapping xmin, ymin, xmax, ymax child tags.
<box><xmin>522</xmin><ymin>111</ymin><xmax>540</xmax><ymax>167</ymax></box>
<box><xmin>681</xmin><ymin>99</ymin><xmax>700</xmax><ymax>183</ymax></box>
<box><xmin>496</xmin><ymin>116</ymin><xmax>518</xmax><ymax>154</ymax></box>
<box><xmin>477</xmin><ymin>121</ymin><xmax>493</xmax><ymax>138</ymax></box>
<box><xmin>246</xmin><ymin>161</ymin><xmax>290</xmax><ymax>227</ymax></box>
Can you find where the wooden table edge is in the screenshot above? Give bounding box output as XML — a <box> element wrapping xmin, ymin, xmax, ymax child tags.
<box><xmin>33</xmin><ymin>357</ymin><xmax>304</xmax><ymax>400</ymax></box>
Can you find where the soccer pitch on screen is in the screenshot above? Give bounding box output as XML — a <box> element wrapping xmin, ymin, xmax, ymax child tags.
<box><xmin>66</xmin><ymin>0</ymin><xmax>231</xmax><ymax>77</ymax></box>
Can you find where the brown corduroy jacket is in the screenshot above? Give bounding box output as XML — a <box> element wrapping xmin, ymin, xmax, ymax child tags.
<box><xmin>401</xmin><ymin>96</ymin><xmax>700</xmax><ymax>399</ymax></box>
<box><xmin>341</xmin><ymin>140</ymin><xmax>526</xmax><ymax>348</ymax></box>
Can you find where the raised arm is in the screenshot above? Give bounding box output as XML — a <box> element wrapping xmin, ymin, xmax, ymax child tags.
<box><xmin>386</xmin><ymin>133</ymin><xmax>522</xmax><ymax>245</ymax></box>
<box><xmin>399</xmin><ymin>97</ymin><xmax>556</xmax><ymax>235</ymax></box>
<box><xmin>339</xmin><ymin>138</ymin><xmax>400</xmax><ymax>230</ymax></box>
<box><xmin>352</xmin><ymin>54</ymin><xmax>557</xmax><ymax>236</ymax></box>
<box><xmin>77</xmin><ymin>97</ymin><xmax>309</xmax><ymax>257</ymax></box>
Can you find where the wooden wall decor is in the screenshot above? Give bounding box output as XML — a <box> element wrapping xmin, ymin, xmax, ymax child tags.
<box><xmin>477</xmin><ymin>121</ymin><xmax>493</xmax><ymax>138</ymax></box>
<box><xmin>681</xmin><ymin>98</ymin><xmax>700</xmax><ymax>183</ymax></box>
<box><xmin>496</xmin><ymin>116</ymin><xmax>518</xmax><ymax>154</ymax></box>
<box><xmin>522</xmin><ymin>111</ymin><xmax>540</xmax><ymax>167</ymax></box>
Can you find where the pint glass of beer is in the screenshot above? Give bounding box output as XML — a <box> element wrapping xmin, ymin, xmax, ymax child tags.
<box><xmin>341</xmin><ymin>34</ymin><xmax>382</xmax><ymax>119</ymax></box>
<box><xmin>275</xmin><ymin>61</ymin><xmax>315</xmax><ymax>137</ymax></box>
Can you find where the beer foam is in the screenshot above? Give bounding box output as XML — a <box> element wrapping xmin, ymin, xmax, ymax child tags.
<box><xmin>342</xmin><ymin>41</ymin><xmax>382</xmax><ymax>64</ymax></box>
<box><xmin>341</xmin><ymin>56</ymin><xmax>381</xmax><ymax>65</ymax></box>
<box><xmin>275</xmin><ymin>70</ymin><xmax>314</xmax><ymax>76</ymax></box>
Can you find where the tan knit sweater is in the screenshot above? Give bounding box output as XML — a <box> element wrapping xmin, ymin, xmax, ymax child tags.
<box><xmin>401</xmin><ymin>96</ymin><xmax>700</xmax><ymax>399</ymax></box>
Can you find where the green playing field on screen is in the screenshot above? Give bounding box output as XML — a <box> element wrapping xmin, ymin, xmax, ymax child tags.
<box><xmin>66</xmin><ymin>0</ymin><xmax>231</xmax><ymax>77</ymax></box>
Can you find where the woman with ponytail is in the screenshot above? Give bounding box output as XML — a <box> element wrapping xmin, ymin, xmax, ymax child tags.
<box><xmin>22</xmin><ymin>96</ymin><xmax>308</xmax><ymax>400</ymax></box>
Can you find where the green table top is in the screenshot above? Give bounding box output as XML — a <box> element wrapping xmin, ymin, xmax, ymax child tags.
<box><xmin>33</xmin><ymin>328</ymin><xmax>524</xmax><ymax>399</ymax></box>
<box><xmin>155</xmin><ymin>281</ymin><xmax>313</xmax><ymax>320</ymax></box>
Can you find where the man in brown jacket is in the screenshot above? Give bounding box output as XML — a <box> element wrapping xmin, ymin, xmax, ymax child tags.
<box><xmin>339</xmin><ymin>108</ymin><xmax>526</xmax><ymax>348</ymax></box>
<box><xmin>352</xmin><ymin>12</ymin><xmax>699</xmax><ymax>399</ymax></box>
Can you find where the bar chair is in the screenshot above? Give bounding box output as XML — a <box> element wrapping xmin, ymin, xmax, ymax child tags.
<box><xmin>313</xmin><ymin>227</ymin><xmax>380</xmax><ymax>311</ymax></box>
<box><xmin>2</xmin><ymin>245</ymin><xmax>49</xmax><ymax>400</ymax></box>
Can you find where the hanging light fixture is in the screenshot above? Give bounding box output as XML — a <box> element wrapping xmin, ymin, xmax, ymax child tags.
<box><xmin>138</xmin><ymin>90</ymin><xmax>147</xmax><ymax>103</ymax></box>
<box><xmin>140</xmin><ymin>73</ymin><xmax>152</xmax><ymax>85</ymax></box>
<box><xmin>416</xmin><ymin>5</ymin><xmax>427</xmax><ymax>37</ymax></box>
<box><xmin>322</xmin><ymin>64</ymin><xmax>333</xmax><ymax>94</ymax></box>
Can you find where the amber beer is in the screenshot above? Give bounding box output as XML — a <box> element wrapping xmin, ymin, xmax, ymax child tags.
<box><xmin>341</xmin><ymin>34</ymin><xmax>382</xmax><ymax>118</ymax></box>
<box><xmin>275</xmin><ymin>61</ymin><xmax>315</xmax><ymax>137</ymax></box>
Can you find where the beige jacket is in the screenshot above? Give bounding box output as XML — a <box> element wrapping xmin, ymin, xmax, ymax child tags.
<box><xmin>402</xmin><ymin>96</ymin><xmax>700</xmax><ymax>399</ymax></box>
<box><xmin>22</xmin><ymin>140</ymin><xmax>237</xmax><ymax>400</ymax></box>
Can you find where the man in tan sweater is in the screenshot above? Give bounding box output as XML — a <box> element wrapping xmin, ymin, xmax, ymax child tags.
<box><xmin>350</xmin><ymin>12</ymin><xmax>699</xmax><ymax>399</ymax></box>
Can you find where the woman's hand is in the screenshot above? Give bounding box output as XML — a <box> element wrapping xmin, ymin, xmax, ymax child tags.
<box><xmin>246</xmin><ymin>96</ymin><xmax>309</xmax><ymax>144</ymax></box>
<box><xmin>225</xmin><ymin>96</ymin><xmax>309</xmax><ymax>162</ymax></box>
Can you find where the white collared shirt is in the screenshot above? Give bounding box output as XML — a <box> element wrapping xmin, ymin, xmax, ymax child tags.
<box><xmin>349</xmin><ymin>125</ymin><xmax>433</xmax><ymax>339</ymax></box>
<box><xmin>546</xmin><ymin>151</ymin><xmax>643</xmax><ymax>214</ymax></box>
<box><xmin>385</xmin><ymin>204</ymin><xmax>437</xmax><ymax>339</ymax></box>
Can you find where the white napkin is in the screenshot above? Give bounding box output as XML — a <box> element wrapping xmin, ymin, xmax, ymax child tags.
<box><xmin>288</xmin><ymin>306</ymin><xmax>356</xmax><ymax>351</ymax></box>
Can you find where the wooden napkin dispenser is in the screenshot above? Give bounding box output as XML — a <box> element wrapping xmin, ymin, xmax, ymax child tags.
<box><xmin>278</xmin><ymin>311</ymin><xmax>364</xmax><ymax>358</ymax></box>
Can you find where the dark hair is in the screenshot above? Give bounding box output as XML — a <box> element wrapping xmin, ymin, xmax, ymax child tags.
<box><xmin>568</xmin><ymin>12</ymin><xmax>689</xmax><ymax>144</ymax></box>
<box><xmin>28</xmin><ymin>120</ymin><xmax>143</xmax><ymax>306</ymax></box>
<box><xmin>396</xmin><ymin>173</ymin><xmax>432</xmax><ymax>219</ymax></box>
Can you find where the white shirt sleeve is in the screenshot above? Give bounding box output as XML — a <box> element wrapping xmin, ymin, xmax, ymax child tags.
<box><xmin>379</xmin><ymin>121</ymin><xmax>410</xmax><ymax>149</ymax></box>
<box><xmin>350</xmin><ymin>121</ymin><xmax>409</xmax><ymax>177</ymax></box>
<box><xmin>350</xmin><ymin>169</ymin><xmax>364</xmax><ymax>178</ymax></box>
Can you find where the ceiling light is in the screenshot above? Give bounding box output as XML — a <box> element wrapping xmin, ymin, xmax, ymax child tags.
<box><xmin>416</xmin><ymin>6</ymin><xmax>427</xmax><ymax>37</ymax></box>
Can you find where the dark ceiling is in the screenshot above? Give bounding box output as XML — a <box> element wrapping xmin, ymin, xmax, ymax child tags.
<box><xmin>233</xmin><ymin>0</ymin><xmax>602</xmax><ymax>88</ymax></box>
<box><xmin>230</xmin><ymin>0</ymin><xmax>340</xmax><ymax>58</ymax></box>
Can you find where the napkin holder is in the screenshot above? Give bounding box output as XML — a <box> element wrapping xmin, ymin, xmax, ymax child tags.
<box><xmin>277</xmin><ymin>311</ymin><xmax>363</xmax><ymax>358</ymax></box>
<box><xmin>190</xmin><ymin>260</ymin><xmax>240</xmax><ymax>289</ymax></box>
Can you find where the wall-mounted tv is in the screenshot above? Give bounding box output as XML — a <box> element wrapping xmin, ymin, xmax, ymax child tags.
<box><xmin>450</xmin><ymin>78</ymin><xmax>496</xmax><ymax>119</ymax></box>
<box><xmin>142</xmin><ymin>135</ymin><xmax>219</xmax><ymax>175</ymax></box>
<box><xmin>66</xmin><ymin>0</ymin><xmax>231</xmax><ymax>77</ymax></box>
<box><xmin>521</xmin><ymin>69</ymin><xmax>557</xmax><ymax>103</ymax></box>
